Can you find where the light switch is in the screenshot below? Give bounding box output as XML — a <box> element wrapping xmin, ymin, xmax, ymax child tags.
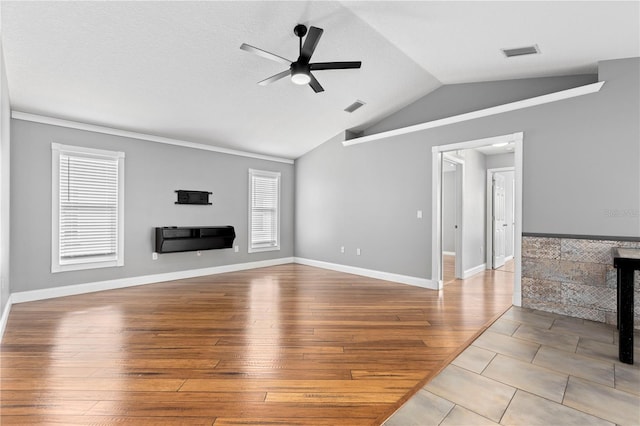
<box><xmin>417</xmin><ymin>210</ymin><xmax>423</xmax><ymax>219</ymax></box>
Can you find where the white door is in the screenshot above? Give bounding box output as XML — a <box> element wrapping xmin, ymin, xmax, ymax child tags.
<box><xmin>492</xmin><ymin>173</ymin><xmax>506</xmax><ymax>269</ymax></box>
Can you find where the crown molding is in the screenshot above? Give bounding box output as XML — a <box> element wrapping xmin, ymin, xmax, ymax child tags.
<box><xmin>11</xmin><ymin>111</ymin><xmax>294</xmax><ymax>164</ymax></box>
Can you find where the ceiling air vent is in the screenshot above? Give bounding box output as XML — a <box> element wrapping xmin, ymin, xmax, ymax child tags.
<box><xmin>344</xmin><ymin>100</ymin><xmax>366</xmax><ymax>113</ymax></box>
<box><xmin>501</xmin><ymin>45</ymin><xmax>540</xmax><ymax>58</ymax></box>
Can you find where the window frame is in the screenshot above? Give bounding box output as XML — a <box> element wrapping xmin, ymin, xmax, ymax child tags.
<box><xmin>248</xmin><ymin>168</ymin><xmax>281</xmax><ymax>253</ymax></box>
<box><xmin>51</xmin><ymin>143</ymin><xmax>125</xmax><ymax>273</ymax></box>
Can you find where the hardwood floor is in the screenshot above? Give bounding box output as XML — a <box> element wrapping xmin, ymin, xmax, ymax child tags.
<box><xmin>497</xmin><ymin>258</ymin><xmax>515</xmax><ymax>273</ymax></box>
<box><xmin>1</xmin><ymin>264</ymin><xmax>513</xmax><ymax>425</ymax></box>
<box><xmin>442</xmin><ymin>254</ymin><xmax>456</xmax><ymax>284</ymax></box>
<box><xmin>444</xmin><ymin>255</ymin><xmax>515</xmax><ymax>282</ymax></box>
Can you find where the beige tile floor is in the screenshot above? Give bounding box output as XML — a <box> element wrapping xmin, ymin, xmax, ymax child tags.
<box><xmin>383</xmin><ymin>306</ymin><xmax>640</xmax><ymax>426</ymax></box>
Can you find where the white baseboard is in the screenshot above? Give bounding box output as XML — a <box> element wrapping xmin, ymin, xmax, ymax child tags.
<box><xmin>294</xmin><ymin>257</ymin><xmax>437</xmax><ymax>290</ymax></box>
<box><xmin>463</xmin><ymin>263</ymin><xmax>487</xmax><ymax>279</ymax></box>
<box><xmin>0</xmin><ymin>294</ymin><xmax>13</xmax><ymax>341</ymax></box>
<box><xmin>11</xmin><ymin>257</ymin><xmax>294</xmax><ymax>305</ymax></box>
<box><xmin>8</xmin><ymin>255</ymin><xmax>434</xmax><ymax>304</ymax></box>
<box><xmin>443</xmin><ymin>251</ymin><xmax>456</xmax><ymax>256</ymax></box>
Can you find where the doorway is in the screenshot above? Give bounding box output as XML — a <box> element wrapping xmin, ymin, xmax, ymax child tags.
<box><xmin>442</xmin><ymin>154</ymin><xmax>463</xmax><ymax>283</ymax></box>
<box><xmin>431</xmin><ymin>132</ymin><xmax>523</xmax><ymax>306</ymax></box>
<box><xmin>487</xmin><ymin>167</ymin><xmax>516</xmax><ymax>270</ymax></box>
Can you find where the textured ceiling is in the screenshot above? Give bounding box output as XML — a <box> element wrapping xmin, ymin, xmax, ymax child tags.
<box><xmin>1</xmin><ymin>1</ymin><xmax>638</xmax><ymax>160</ymax></box>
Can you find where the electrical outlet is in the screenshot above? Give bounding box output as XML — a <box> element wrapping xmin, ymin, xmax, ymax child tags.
<box><xmin>152</xmin><ymin>252</ymin><xmax>158</xmax><ymax>260</ymax></box>
<box><xmin>417</xmin><ymin>210</ymin><xmax>423</xmax><ymax>219</ymax></box>
<box><xmin>234</xmin><ymin>245</ymin><xmax>239</xmax><ymax>253</ymax></box>
<box><xmin>356</xmin><ymin>248</ymin><xmax>361</xmax><ymax>256</ymax></box>
<box><xmin>341</xmin><ymin>246</ymin><xmax>345</xmax><ymax>253</ymax></box>
<box><xmin>197</xmin><ymin>250</ymin><xmax>202</xmax><ymax>256</ymax></box>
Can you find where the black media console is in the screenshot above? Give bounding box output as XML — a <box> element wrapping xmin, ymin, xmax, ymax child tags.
<box><xmin>155</xmin><ymin>226</ymin><xmax>235</xmax><ymax>253</ymax></box>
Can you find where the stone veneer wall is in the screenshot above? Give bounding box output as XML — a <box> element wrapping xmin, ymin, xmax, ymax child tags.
<box><xmin>521</xmin><ymin>235</ymin><xmax>640</xmax><ymax>330</ymax></box>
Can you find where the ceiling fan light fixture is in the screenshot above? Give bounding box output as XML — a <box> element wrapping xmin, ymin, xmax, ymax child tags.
<box><xmin>291</xmin><ymin>71</ymin><xmax>311</xmax><ymax>85</ymax></box>
<box><xmin>290</xmin><ymin>62</ymin><xmax>311</xmax><ymax>85</ymax></box>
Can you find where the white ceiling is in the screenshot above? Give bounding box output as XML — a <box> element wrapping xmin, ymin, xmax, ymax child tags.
<box><xmin>1</xmin><ymin>1</ymin><xmax>638</xmax><ymax>160</ymax></box>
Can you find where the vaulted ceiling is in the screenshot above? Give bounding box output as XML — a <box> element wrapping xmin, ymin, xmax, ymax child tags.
<box><xmin>1</xmin><ymin>1</ymin><xmax>638</xmax><ymax>159</ymax></box>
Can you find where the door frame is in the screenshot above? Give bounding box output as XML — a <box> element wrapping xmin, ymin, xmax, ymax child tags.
<box><xmin>431</xmin><ymin>132</ymin><xmax>523</xmax><ymax>306</ymax></box>
<box><xmin>486</xmin><ymin>167</ymin><xmax>515</xmax><ymax>269</ymax></box>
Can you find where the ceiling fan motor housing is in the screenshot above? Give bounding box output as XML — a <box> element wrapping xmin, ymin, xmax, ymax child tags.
<box><xmin>293</xmin><ymin>24</ymin><xmax>307</xmax><ymax>38</ymax></box>
<box><xmin>291</xmin><ymin>61</ymin><xmax>309</xmax><ymax>74</ymax></box>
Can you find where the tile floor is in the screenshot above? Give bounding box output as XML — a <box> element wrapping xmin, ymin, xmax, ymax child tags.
<box><xmin>383</xmin><ymin>306</ymin><xmax>640</xmax><ymax>426</ymax></box>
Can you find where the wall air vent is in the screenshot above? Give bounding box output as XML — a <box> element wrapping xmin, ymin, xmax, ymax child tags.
<box><xmin>344</xmin><ymin>100</ymin><xmax>366</xmax><ymax>113</ymax></box>
<box><xmin>501</xmin><ymin>45</ymin><xmax>540</xmax><ymax>58</ymax></box>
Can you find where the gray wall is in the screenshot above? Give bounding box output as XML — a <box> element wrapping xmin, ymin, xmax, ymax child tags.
<box><xmin>296</xmin><ymin>58</ymin><xmax>639</xmax><ymax>281</ymax></box>
<box><xmin>295</xmin><ymin>131</ymin><xmax>431</xmax><ymax>278</ymax></box>
<box><xmin>0</xmin><ymin>41</ymin><xmax>10</xmax><ymax>315</ymax></box>
<box><xmin>486</xmin><ymin>153</ymin><xmax>515</xmax><ymax>170</ymax></box>
<box><xmin>361</xmin><ymin>75</ymin><xmax>598</xmax><ymax>136</ymax></box>
<box><xmin>10</xmin><ymin>120</ymin><xmax>294</xmax><ymax>293</ymax></box>
<box><xmin>460</xmin><ymin>149</ymin><xmax>487</xmax><ymax>272</ymax></box>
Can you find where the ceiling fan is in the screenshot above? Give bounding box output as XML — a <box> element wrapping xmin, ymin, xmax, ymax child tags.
<box><xmin>240</xmin><ymin>24</ymin><xmax>361</xmax><ymax>93</ymax></box>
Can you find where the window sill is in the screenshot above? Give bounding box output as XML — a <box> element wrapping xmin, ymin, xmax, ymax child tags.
<box><xmin>52</xmin><ymin>259</ymin><xmax>124</xmax><ymax>273</ymax></box>
<box><xmin>248</xmin><ymin>246</ymin><xmax>281</xmax><ymax>254</ymax></box>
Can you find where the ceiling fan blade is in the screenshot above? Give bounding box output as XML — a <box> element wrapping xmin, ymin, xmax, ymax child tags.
<box><xmin>258</xmin><ymin>69</ymin><xmax>290</xmax><ymax>86</ymax></box>
<box><xmin>310</xmin><ymin>61</ymin><xmax>362</xmax><ymax>71</ymax></box>
<box><xmin>308</xmin><ymin>73</ymin><xmax>324</xmax><ymax>93</ymax></box>
<box><xmin>240</xmin><ymin>43</ymin><xmax>291</xmax><ymax>66</ymax></box>
<box><xmin>300</xmin><ymin>26</ymin><xmax>323</xmax><ymax>62</ymax></box>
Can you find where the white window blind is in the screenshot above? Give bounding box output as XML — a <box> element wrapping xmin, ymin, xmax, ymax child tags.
<box><xmin>52</xmin><ymin>144</ymin><xmax>124</xmax><ymax>272</ymax></box>
<box><xmin>249</xmin><ymin>169</ymin><xmax>280</xmax><ymax>252</ymax></box>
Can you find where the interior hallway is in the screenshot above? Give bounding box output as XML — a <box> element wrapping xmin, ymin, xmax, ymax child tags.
<box><xmin>442</xmin><ymin>254</ymin><xmax>515</xmax><ymax>285</ymax></box>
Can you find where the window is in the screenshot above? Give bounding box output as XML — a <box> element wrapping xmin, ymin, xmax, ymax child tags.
<box><xmin>51</xmin><ymin>143</ymin><xmax>125</xmax><ymax>272</ymax></box>
<box><xmin>248</xmin><ymin>169</ymin><xmax>280</xmax><ymax>253</ymax></box>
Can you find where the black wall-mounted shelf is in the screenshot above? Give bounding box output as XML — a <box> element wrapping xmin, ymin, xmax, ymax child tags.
<box><xmin>155</xmin><ymin>226</ymin><xmax>235</xmax><ymax>253</ymax></box>
<box><xmin>175</xmin><ymin>190</ymin><xmax>212</xmax><ymax>205</ymax></box>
